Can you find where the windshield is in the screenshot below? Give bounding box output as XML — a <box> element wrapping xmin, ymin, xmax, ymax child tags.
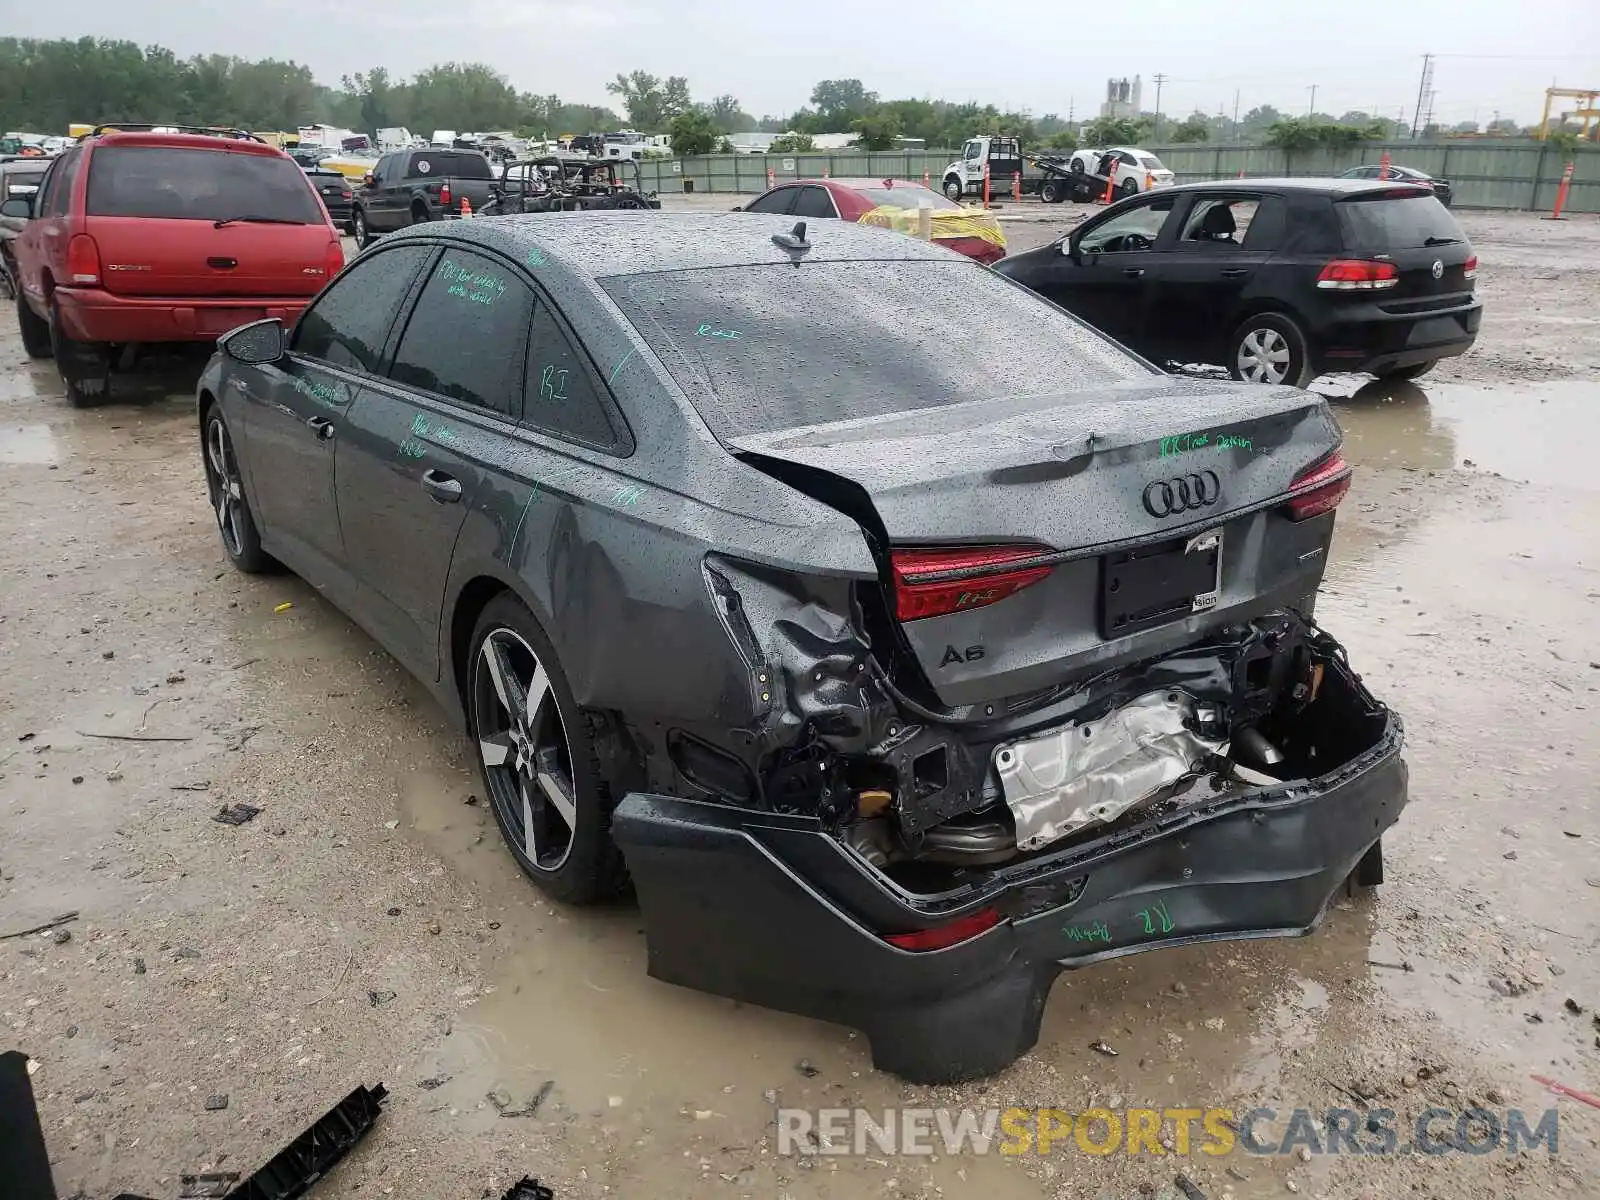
<box><xmin>853</xmin><ymin>186</ymin><xmax>959</xmax><ymax>210</ymax></box>
<box><xmin>603</xmin><ymin>260</ymin><xmax>1152</xmax><ymax>440</ymax></box>
<box><xmin>87</xmin><ymin>146</ymin><xmax>323</xmax><ymax>223</ymax></box>
<box><xmin>1336</xmin><ymin>192</ymin><xmax>1464</xmax><ymax>250</ymax></box>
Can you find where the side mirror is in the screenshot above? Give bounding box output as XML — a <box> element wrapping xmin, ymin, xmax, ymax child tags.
<box><xmin>219</xmin><ymin>318</ymin><xmax>285</xmax><ymax>366</ymax></box>
<box><xmin>0</xmin><ymin>197</ymin><xmax>31</xmax><ymax>218</ymax></box>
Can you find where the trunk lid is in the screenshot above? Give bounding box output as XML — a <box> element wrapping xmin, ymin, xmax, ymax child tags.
<box><xmin>85</xmin><ymin>141</ymin><xmax>334</xmax><ymax>298</ymax></box>
<box><xmin>731</xmin><ymin>378</ymin><xmax>1345</xmax><ymax>707</ymax></box>
<box><xmin>1335</xmin><ymin>188</ymin><xmax>1475</xmax><ymax>303</ymax></box>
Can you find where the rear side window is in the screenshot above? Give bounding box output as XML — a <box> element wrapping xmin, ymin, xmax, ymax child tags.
<box><xmin>40</xmin><ymin>150</ymin><xmax>81</xmax><ymax>217</ymax></box>
<box><xmin>523</xmin><ymin>306</ymin><xmax>621</xmax><ymax>450</ymax></box>
<box><xmin>1337</xmin><ymin>193</ymin><xmax>1464</xmax><ymax>250</ymax></box>
<box><xmin>792</xmin><ymin>187</ymin><xmax>837</xmax><ymax>218</ymax></box>
<box><xmin>390</xmin><ymin>249</ymin><xmax>532</xmax><ymax>417</ymax></box>
<box><xmin>86</xmin><ymin>147</ymin><xmax>322</xmax><ymax>223</ymax></box>
<box><xmin>604</xmin><ymin>260</ymin><xmax>1153</xmax><ymax>440</ymax></box>
<box><xmin>294</xmin><ymin>244</ymin><xmax>431</xmax><ymax>372</ymax></box>
<box><xmin>408</xmin><ymin>152</ymin><xmax>493</xmax><ymax>180</ymax></box>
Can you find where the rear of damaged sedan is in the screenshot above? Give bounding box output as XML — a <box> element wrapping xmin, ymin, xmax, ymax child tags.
<box><xmin>565</xmin><ymin>221</ymin><xmax>1408</xmax><ymax>1084</ymax></box>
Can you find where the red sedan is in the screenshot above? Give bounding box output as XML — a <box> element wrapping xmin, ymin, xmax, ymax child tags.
<box><xmin>733</xmin><ymin>177</ymin><xmax>1007</xmax><ymax>264</ymax></box>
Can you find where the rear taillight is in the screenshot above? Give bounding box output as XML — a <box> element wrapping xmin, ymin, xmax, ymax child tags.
<box><xmin>885</xmin><ymin>908</ymin><xmax>1001</xmax><ymax>952</ymax></box>
<box><xmin>890</xmin><ymin>544</ymin><xmax>1054</xmax><ymax>621</ymax></box>
<box><xmin>1463</xmin><ymin>254</ymin><xmax>1477</xmax><ymax>281</ymax></box>
<box><xmin>1283</xmin><ymin>451</ymin><xmax>1352</xmax><ymax>522</ymax></box>
<box><xmin>66</xmin><ymin>234</ymin><xmax>100</xmax><ymax>285</ymax></box>
<box><xmin>324</xmin><ymin>239</ymin><xmax>344</xmax><ymax>276</ymax></box>
<box><xmin>439</xmin><ymin>181</ymin><xmax>452</xmax><ymax>206</ymax></box>
<box><xmin>1316</xmin><ymin>259</ymin><xmax>1399</xmax><ymax>291</ymax></box>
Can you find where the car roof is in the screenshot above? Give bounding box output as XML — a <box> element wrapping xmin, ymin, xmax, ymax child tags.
<box><xmin>1163</xmin><ymin>177</ymin><xmax>1433</xmax><ymax>197</ymax></box>
<box><xmin>378</xmin><ymin>211</ymin><xmax>962</xmax><ymax>278</ymax></box>
<box><xmin>89</xmin><ymin>131</ymin><xmax>288</xmax><ymax>158</ymax></box>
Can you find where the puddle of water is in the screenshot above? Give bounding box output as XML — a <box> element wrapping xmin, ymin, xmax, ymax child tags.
<box><xmin>1321</xmin><ymin>377</ymin><xmax>1599</xmax><ymax>490</ymax></box>
<box><xmin>0</xmin><ymin>422</ymin><xmax>60</xmax><ymax>465</ymax></box>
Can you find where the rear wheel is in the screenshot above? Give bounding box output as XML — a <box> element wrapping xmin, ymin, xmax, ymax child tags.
<box><xmin>202</xmin><ymin>406</ymin><xmax>274</xmax><ymax>573</ymax></box>
<box><xmin>16</xmin><ymin>291</ymin><xmax>51</xmax><ymax>358</ymax></box>
<box><xmin>468</xmin><ymin>594</ymin><xmax>627</xmax><ymax>905</ymax></box>
<box><xmin>1119</xmin><ymin>177</ymin><xmax>1139</xmax><ymax>199</ymax></box>
<box><xmin>943</xmin><ymin>176</ymin><xmax>964</xmax><ymax>203</ymax></box>
<box><xmin>411</xmin><ymin>202</ymin><xmax>430</xmax><ymax>225</ymax></box>
<box><xmin>1228</xmin><ymin>312</ymin><xmax>1312</xmax><ymax>388</ymax></box>
<box><xmin>48</xmin><ymin>301</ymin><xmax>110</xmax><ymax>407</ymax></box>
<box><xmin>1375</xmin><ymin>360</ymin><xmax>1435</xmax><ymax>381</ymax></box>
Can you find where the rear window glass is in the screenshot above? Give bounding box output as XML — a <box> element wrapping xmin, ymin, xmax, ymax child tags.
<box><xmin>1337</xmin><ymin>193</ymin><xmax>1464</xmax><ymax>249</ymax></box>
<box><xmin>855</xmin><ymin>187</ymin><xmax>960</xmax><ymax>210</ymax></box>
<box><xmin>603</xmin><ymin>260</ymin><xmax>1153</xmax><ymax>440</ymax></box>
<box><xmin>86</xmin><ymin>147</ymin><xmax>322</xmax><ymax>223</ymax></box>
<box><xmin>410</xmin><ymin>152</ymin><xmax>493</xmax><ymax>180</ymax></box>
<box><xmin>1138</xmin><ymin>155</ymin><xmax>1164</xmax><ymax>169</ymax></box>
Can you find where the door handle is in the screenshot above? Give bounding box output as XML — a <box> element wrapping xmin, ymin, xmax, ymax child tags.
<box><xmin>305</xmin><ymin>416</ymin><xmax>335</xmax><ymax>440</ymax></box>
<box><xmin>1122</xmin><ymin>268</ymin><xmax>1145</xmax><ymax>278</ymax></box>
<box><xmin>1220</xmin><ymin>268</ymin><xmax>1249</xmax><ymax>278</ymax></box>
<box><xmin>421</xmin><ymin>468</ymin><xmax>463</xmax><ymax>503</ymax></box>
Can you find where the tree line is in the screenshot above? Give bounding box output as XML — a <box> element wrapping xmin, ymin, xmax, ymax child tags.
<box><xmin>0</xmin><ymin>39</ymin><xmax>1555</xmax><ymax>155</ymax></box>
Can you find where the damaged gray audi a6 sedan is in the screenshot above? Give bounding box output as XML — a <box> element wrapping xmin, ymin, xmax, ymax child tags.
<box><xmin>197</xmin><ymin>212</ymin><xmax>1406</xmax><ymax>1084</ymax></box>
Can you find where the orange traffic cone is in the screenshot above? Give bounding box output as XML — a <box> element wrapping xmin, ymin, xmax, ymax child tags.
<box><xmin>459</xmin><ymin>196</ymin><xmax>473</xmax><ymax>218</ymax></box>
<box><xmin>922</xmin><ymin>169</ymin><xmax>930</xmax><ymax>188</ymax></box>
<box><xmin>1101</xmin><ymin>164</ymin><xmax>1115</xmax><ymax>204</ymax></box>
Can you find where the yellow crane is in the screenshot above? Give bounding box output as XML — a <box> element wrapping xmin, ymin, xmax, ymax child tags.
<box><xmin>1538</xmin><ymin>87</ymin><xmax>1600</xmax><ymax>140</ymax></box>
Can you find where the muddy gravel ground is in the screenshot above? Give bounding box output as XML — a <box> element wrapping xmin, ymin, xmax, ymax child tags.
<box><xmin>2</xmin><ymin>210</ymin><xmax>1598</xmax><ymax>1200</ymax></box>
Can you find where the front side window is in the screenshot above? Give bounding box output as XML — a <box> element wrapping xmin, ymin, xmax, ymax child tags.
<box><xmin>744</xmin><ymin>189</ymin><xmax>794</xmax><ymax>215</ymax></box>
<box><xmin>293</xmin><ymin>244</ymin><xmax>431</xmax><ymax>372</ymax></box>
<box><xmin>389</xmin><ymin>249</ymin><xmax>532</xmax><ymax>417</ymax></box>
<box><xmin>1078</xmin><ymin>195</ymin><xmax>1176</xmax><ymax>252</ymax></box>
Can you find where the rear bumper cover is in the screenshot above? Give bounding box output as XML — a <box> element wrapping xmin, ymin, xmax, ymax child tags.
<box><xmin>54</xmin><ymin>286</ymin><xmax>313</xmax><ymax>344</ymax></box>
<box><xmin>613</xmin><ymin>715</ymin><xmax>1406</xmax><ymax>1084</ymax></box>
<box><xmin>1313</xmin><ymin>297</ymin><xmax>1482</xmax><ymax>374</ymax></box>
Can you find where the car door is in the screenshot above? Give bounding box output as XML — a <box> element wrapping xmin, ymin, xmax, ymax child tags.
<box><xmin>1033</xmin><ymin>194</ymin><xmax>1178</xmax><ymax>349</ymax></box>
<box><xmin>17</xmin><ymin>150</ymin><xmax>79</xmax><ymax>313</ymax></box>
<box><xmin>1144</xmin><ymin>193</ymin><xmax>1283</xmax><ymax>362</ymax></box>
<box><xmin>241</xmin><ymin>243</ymin><xmax>432</xmax><ymax>581</ymax></box>
<box><xmin>334</xmin><ymin>245</ymin><xmax>534</xmax><ymax>676</ymax></box>
<box><xmin>364</xmin><ymin>154</ymin><xmax>397</xmax><ymax>229</ymax></box>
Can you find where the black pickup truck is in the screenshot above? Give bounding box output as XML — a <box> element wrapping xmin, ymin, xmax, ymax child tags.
<box><xmin>351</xmin><ymin>149</ymin><xmax>497</xmax><ymax>248</ymax></box>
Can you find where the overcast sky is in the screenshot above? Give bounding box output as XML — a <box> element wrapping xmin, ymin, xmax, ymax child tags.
<box><xmin>12</xmin><ymin>0</ymin><xmax>1599</xmax><ymax>126</ymax></box>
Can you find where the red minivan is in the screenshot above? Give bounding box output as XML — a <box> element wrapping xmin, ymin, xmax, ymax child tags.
<box><xmin>6</xmin><ymin>127</ymin><xmax>343</xmax><ymax>405</ymax></box>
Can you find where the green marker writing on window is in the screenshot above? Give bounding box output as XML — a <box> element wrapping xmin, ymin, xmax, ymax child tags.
<box><xmin>540</xmin><ymin>364</ymin><xmax>569</xmax><ymax>403</ymax></box>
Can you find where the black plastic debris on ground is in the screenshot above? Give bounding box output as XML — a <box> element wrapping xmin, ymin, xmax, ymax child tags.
<box><xmin>180</xmin><ymin>1173</ymin><xmax>241</xmax><ymax>1198</ymax></box>
<box><xmin>214</xmin><ymin>804</ymin><xmax>263</xmax><ymax>826</ymax></box>
<box><xmin>501</xmin><ymin>1179</ymin><xmax>555</xmax><ymax>1200</ymax></box>
<box><xmin>220</xmin><ymin>1082</ymin><xmax>388</xmax><ymax>1199</ymax></box>
<box><xmin>0</xmin><ymin>1050</ymin><xmax>57</xmax><ymax>1200</ymax></box>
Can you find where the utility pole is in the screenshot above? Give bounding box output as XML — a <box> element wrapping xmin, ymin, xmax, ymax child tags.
<box><xmin>1411</xmin><ymin>53</ymin><xmax>1434</xmax><ymax>138</ymax></box>
<box><xmin>1307</xmin><ymin>85</ymin><xmax>1318</xmax><ymax>116</ymax></box>
<box><xmin>1152</xmin><ymin>73</ymin><xmax>1167</xmax><ymax>140</ymax></box>
<box><xmin>1233</xmin><ymin>89</ymin><xmax>1241</xmax><ymax>142</ymax></box>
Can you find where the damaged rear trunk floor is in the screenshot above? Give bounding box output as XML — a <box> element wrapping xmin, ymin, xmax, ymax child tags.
<box><xmin>2</xmin><ymin>212</ymin><xmax>1599</xmax><ymax>1200</ymax></box>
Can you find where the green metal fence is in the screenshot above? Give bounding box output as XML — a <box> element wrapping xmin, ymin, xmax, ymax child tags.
<box><xmin>639</xmin><ymin>141</ymin><xmax>1599</xmax><ymax>213</ymax></box>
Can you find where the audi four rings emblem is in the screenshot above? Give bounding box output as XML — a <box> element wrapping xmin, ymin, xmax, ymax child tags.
<box><xmin>1143</xmin><ymin>470</ymin><xmax>1221</xmax><ymax>518</ymax></box>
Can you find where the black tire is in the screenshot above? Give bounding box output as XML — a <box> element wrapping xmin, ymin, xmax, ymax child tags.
<box><xmin>467</xmin><ymin>593</ymin><xmax>627</xmax><ymax>905</ymax></box>
<box><xmin>201</xmin><ymin>403</ymin><xmax>275</xmax><ymax>574</ymax></box>
<box><xmin>1228</xmin><ymin>312</ymin><xmax>1313</xmax><ymax>388</ymax></box>
<box><xmin>943</xmin><ymin>177</ymin><xmax>964</xmax><ymax>203</ymax></box>
<box><xmin>1375</xmin><ymin>360</ymin><xmax>1436</xmax><ymax>381</ymax></box>
<box><xmin>411</xmin><ymin>203</ymin><xmax>431</xmax><ymax>225</ymax></box>
<box><xmin>1119</xmin><ymin>177</ymin><xmax>1139</xmax><ymax>199</ymax></box>
<box><xmin>352</xmin><ymin>207</ymin><xmax>373</xmax><ymax>249</ymax></box>
<box><xmin>1040</xmin><ymin>179</ymin><xmax>1063</xmax><ymax>204</ymax></box>
<box><xmin>48</xmin><ymin>301</ymin><xmax>110</xmax><ymax>407</ymax></box>
<box><xmin>16</xmin><ymin>291</ymin><xmax>51</xmax><ymax>358</ymax></box>
<box><xmin>1069</xmin><ymin>158</ymin><xmax>1086</xmax><ymax>176</ymax></box>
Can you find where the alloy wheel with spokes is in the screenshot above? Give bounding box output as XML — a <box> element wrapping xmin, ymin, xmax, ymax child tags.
<box><xmin>474</xmin><ymin>627</ymin><xmax>580</xmax><ymax>873</ymax></box>
<box><xmin>205</xmin><ymin>418</ymin><xmax>247</xmax><ymax>558</ymax></box>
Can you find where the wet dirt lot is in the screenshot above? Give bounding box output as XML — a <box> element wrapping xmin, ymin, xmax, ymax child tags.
<box><xmin>2</xmin><ymin>210</ymin><xmax>1598</xmax><ymax>1200</ymax></box>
